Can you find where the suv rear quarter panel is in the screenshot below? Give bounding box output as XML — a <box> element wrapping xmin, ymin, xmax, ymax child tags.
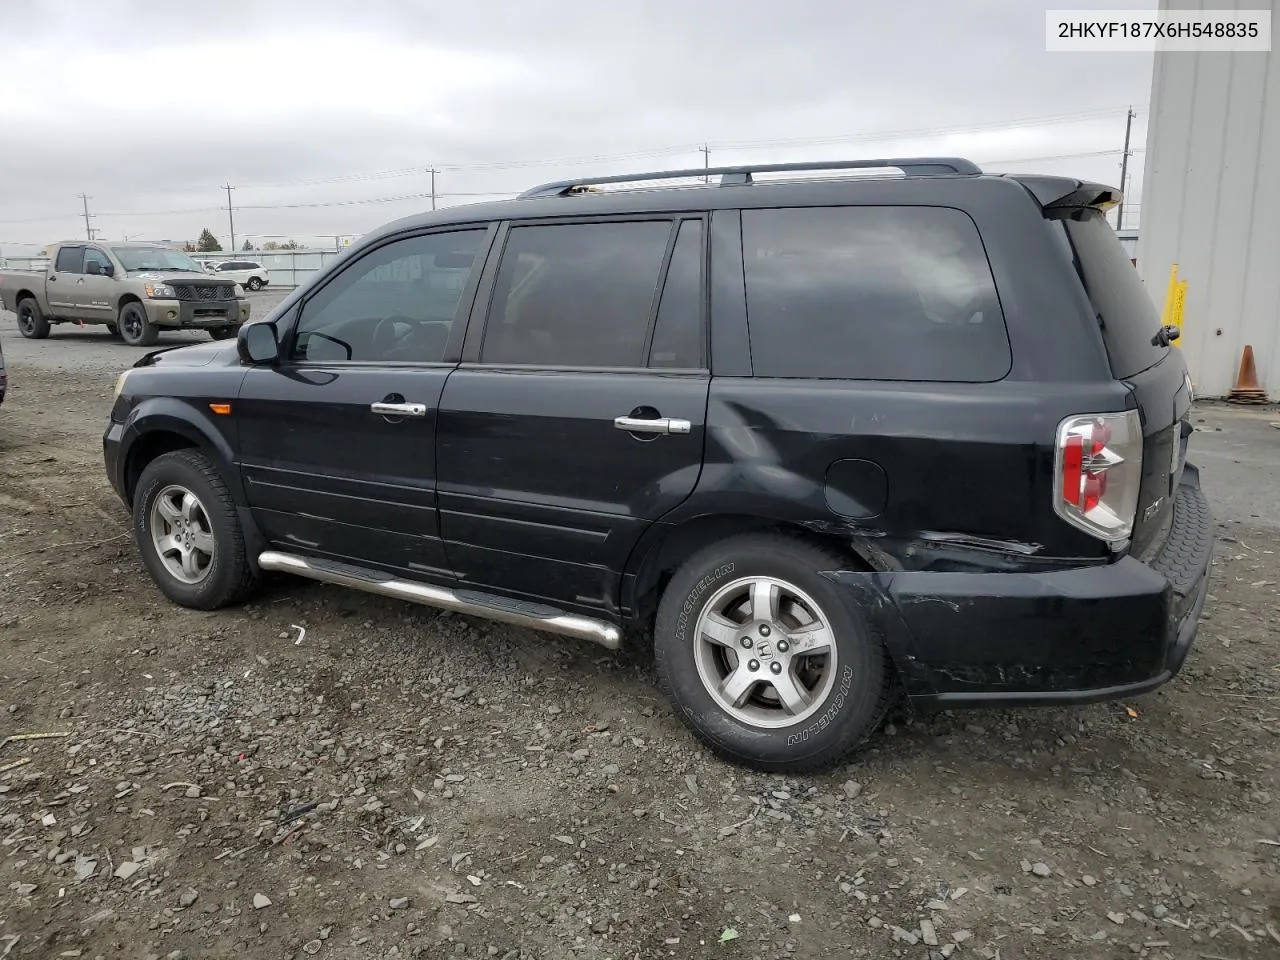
<box><xmin>681</xmin><ymin>178</ymin><xmax>1133</xmax><ymax>567</ymax></box>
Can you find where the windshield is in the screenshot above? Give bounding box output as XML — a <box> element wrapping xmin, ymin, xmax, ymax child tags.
<box><xmin>110</xmin><ymin>247</ymin><xmax>204</xmax><ymax>273</ymax></box>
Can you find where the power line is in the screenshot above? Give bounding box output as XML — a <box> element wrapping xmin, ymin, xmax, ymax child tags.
<box><xmin>229</xmin><ymin>104</ymin><xmax>1142</xmax><ymax>190</ymax></box>
<box><xmin>0</xmin><ymin>109</ymin><xmax>1149</xmax><ymax>229</ymax></box>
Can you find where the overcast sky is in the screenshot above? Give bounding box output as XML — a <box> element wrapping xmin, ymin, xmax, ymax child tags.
<box><xmin>0</xmin><ymin>0</ymin><xmax>1155</xmax><ymax>253</ymax></box>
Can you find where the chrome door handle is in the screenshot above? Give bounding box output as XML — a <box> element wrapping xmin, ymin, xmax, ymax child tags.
<box><xmin>613</xmin><ymin>415</ymin><xmax>691</xmax><ymax>435</ymax></box>
<box><xmin>371</xmin><ymin>402</ymin><xmax>427</xmax><ymax>418</ymax></box>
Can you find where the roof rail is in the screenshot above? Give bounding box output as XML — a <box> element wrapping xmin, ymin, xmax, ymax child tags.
<box><xmin>518</xmin><ymin>157</ymin><xmax>981</xmax><ymax>199</ymax></box>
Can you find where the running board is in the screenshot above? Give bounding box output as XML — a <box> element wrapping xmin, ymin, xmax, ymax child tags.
<box><xmin>256</xmin><ymin>550</ymin><xmax>622</xmax><ymax>650</ymax></box>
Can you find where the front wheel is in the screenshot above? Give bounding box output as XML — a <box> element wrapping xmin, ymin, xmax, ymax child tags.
<box><xmin>133</xmin><ymin>449</ymin><xmax>259</xmax><ymax>609</ymax></box>
<box><xmin>209</xmin><ymin>325</ymin><xmax>237</xmax><ymax>341</ymax></box>
<box><xmin>118</xmin><ymin>302</ymin><xmax>157</xmax><ymax>347</ymax></box>
<box><xmin>246</xmin><ymin>277</ymin><xmax>264</xmax><ymax>291</ymax></box>
<box><xmin>654</xmin><ymin>534</ymin><xmax>892</xmax><ymax>772</ymax></box>
<box><xmin>16</xmin><ymin>298</ymin><xmax>50</xmax><ymax>339</ymax></box>
<box><xmin>106</xmin><ymin>323</ymin><xmax>119</xmax><ymax>338</ymax></box>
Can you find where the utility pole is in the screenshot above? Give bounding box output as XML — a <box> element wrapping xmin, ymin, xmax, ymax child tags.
<box><xmin>429</xmin><ymin>167</ymin><xmax>438</xmax><ymax>210</ymax></box>
<box><xmin>699</xmin><ymin>144</ymin><xmax>711</xmax><ymax>183</ymax></box>
<box><xmin>223</xmin><ymin>183</ymin><xmax>236</xmax><ymax>252</ymax></box>
<box><xmin>1116</xmin><ymin>106</ymin><xmax>1135</xmax><ymax>230</ymax></box>
<box><xmin>78</xmin><ymin>194</ymin><xmax>93</xmax><ymax>240</ymax></box>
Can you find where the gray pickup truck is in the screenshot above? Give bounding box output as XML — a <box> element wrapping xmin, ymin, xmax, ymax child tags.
<box><xmin>0</xmin><ymin>242</ymin><xmax>251</xmax><ymax>346</ymax></box>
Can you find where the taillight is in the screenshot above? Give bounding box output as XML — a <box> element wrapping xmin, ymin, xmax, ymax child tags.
<box><xmin>1054</xmin><ymin>410</ymin><xmax>1143</xmax><ymax>546</ymax></box>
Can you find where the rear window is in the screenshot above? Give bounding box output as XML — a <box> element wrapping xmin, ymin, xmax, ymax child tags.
<box><xmin>741</xmin><ymin>205</ymin><xmax>1011</xmax><ymax>381</ymax></box>
<box><xmin>1054</xmin><ymin>209</ymin><xmax>1168</xmax><ymax>378</ymax></box>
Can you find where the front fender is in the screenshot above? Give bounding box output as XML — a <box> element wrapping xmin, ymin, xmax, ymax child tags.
<box><xmin>119</xmin><ymin>396</ymin><xmax>244</xmax><ymax>503</ymax></box>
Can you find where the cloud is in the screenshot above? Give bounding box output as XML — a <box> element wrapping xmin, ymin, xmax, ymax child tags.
<box><xmin>0</xmin><ymin>0</ymin><xmax>1153</xmax><ymax>249</ymax></box>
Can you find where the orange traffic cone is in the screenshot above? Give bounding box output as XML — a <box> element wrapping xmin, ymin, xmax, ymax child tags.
<box><xmin>1227</xmin><ymin>345</ymin><xmax>1268</xmax><ymax>404</ymax></box>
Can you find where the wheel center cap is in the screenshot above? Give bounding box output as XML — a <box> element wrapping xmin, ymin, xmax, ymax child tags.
<box><xmin>755</xmin><ymin>641</ymin><xmax>774</xmax><ymax>661</ymax></box>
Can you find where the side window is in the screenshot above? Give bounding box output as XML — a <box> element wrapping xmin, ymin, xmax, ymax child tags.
<box><xmin>291</xmin><ymin>229</ymin><xmax>486</xmax><ymax>364</ymax></box>
<box><xmin>83</xmin><ymin>247</ymin><xmax>112</xmax><ymax>275</ymax></box>
<box><xmin>481</xmin><ymin>220</ymin><xmax>672</xmax><ymax>367</ymax></box>
<box><xmin>55</xmin><ymin>246</ymin><xmax>84</xmax><ymax>274</ymax></box>
<box><xmin>741</xmin><ymin>206</ymin><xmax>1011</xmax><ymax>382</ymax></box>
<box><xmin>648</xmin><ymin>219</ymin><xmax>704</xmax><ymax>368</ymax></box>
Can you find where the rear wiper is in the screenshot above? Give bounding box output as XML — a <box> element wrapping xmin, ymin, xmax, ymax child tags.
<box><xmin>1151</xmin><ymin>324</ymin><xmax>1180</xmax><ymax>347</ymax></box>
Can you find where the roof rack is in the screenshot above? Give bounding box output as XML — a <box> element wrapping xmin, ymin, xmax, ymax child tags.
<box><xmin>518</xmin><ymin>157</ymin><xmax>981</xmax><ymax>199</ymax></box>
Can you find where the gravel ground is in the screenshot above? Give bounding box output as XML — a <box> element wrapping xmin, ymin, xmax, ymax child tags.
<box><xmin>1</xmin><ymin>307</ymin><xmax>1278</xmax><ymax>960</ymax></box>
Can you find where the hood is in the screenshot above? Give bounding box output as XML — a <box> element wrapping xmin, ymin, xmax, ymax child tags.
<box><xmin>128</xmin><ymin>270</ymin><xmax>237</xmax><ymax>286</ymax></box>
<box><xmin>133</xmin><ymin>338</ymin><xmax>239</xmax><ymax>369</ymax></box>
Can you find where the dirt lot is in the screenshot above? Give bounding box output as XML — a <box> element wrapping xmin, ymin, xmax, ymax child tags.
<box><xmin>1</xmin><ymin>309</ymin><xmax>1278</xmax><ymax>960</ymax></box>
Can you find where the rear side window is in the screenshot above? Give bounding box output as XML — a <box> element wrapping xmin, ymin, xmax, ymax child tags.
<box><xmin>741</xmin><ymin>206</ymin><xmax>1010</xmax><ymax>381</ymax></box>
<box><xmin>648</xmin><ymin>219</ymin><xmax>705</xmax><ymax>368</ymax></box>
<box><xmin>482</xmin><ymin>220</ymin><xmax>671</xmax><ymax>367</ymax></box>
<box><xmin>1054</xmin><ymin>209</ymin><xmax>1168</xmax><ymax>378</ymax></box>
<box><xmin>55</xmin><ymin>246</ymin><xmax>84</xmax><ymax>273</ymax></box>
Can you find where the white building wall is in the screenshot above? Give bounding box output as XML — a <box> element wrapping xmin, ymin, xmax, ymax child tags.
<box><xmin>1135</xmin><ymin>0</ymin><xmax>1279</xmax><ymax>398</ymax></box>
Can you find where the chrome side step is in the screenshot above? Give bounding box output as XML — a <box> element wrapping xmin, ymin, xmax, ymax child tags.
<box><xmin>257</xmin><ymin>550</ymin><xmax>622</xmax><ymax>650</ymax></box>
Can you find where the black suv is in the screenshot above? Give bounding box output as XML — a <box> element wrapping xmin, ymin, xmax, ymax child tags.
<box><xmin>104</xmin><ymin>157</ymin><xmax>1212</xmax><ymax>771</ymax></box>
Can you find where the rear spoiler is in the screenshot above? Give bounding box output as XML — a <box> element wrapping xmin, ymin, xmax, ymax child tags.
<box><xmin>1005</xmin><ymin>175</ymin><xmax>1121</xmax><ymax>211</ymax></box>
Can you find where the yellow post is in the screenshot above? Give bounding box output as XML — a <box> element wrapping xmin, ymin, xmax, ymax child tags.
<box><xmin>1171</xmin><ymin>278</ymin><xmax>1187</xmax><ymax>337</ymax></box>
<box><xmin>1161</xmin><ymin>263</ymin><xmax>1180</xmax><ymax>327</ymax></box>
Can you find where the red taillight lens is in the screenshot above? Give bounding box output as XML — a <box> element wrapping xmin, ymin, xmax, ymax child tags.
<box><xmin>1054</xmin><ymin>411</ymin><xmax>1143</xmax><ymax>545</ymax></box>
<box><xmin>1062</xmin><ymin>434</ymin><xmax>1083</xmax><ymax>505</ymax></box>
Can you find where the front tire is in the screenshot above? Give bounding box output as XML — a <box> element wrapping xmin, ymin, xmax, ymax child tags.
<box><xmin>654</xmin><ymin>533</ymin><xmax>892</xmax><ymax>772</ymax></box>
<box><xmin>118</xmin><ymin>302</ymin><xmax>158</xmax><ymax>347</ymax></box>
<box><xmin>106</xmin><ymin>323</ymin><xmax>120</xmax><ymax>338</ymax></box>
<box><xmin>16</xmin><ymin>298</ymin><xmax>50</xmax><ymax>339</ymax></box>
<box><xmin>133</xmin><ymin>450</ymin><xmax>259</xmax><ymax>609</ymax></box>
<box><xmin>209</xmin><ymin>325</ymin><xmax>237</xmax><ymax>341</ymax></box>
<box><xmin>246</xmin><ymin>277</ymin><xmax>263</xmax><ymax>291</ymax></box>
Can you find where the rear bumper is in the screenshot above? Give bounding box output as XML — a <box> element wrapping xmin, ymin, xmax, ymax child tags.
<box><xmin>826</xmin><ymin>465</ymin><xmax>1213</xmax><ymax>707</ymax></box>
<box><xmin>144</xmin><ymin>298</ymin><xmax>250</xmax><ymax>329</ymax></box>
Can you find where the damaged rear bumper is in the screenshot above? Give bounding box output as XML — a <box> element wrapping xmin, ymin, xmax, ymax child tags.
<box><xmin>826</xmin><ymin>465</ymin><xmax>1213</xmax><ymax>708</ymax></box>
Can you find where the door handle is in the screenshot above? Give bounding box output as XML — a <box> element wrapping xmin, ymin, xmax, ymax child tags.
<box><xmin>371</xmin><ymin>402</ymin><xmax>427</xmax><ymax>418</ymax></box>
<box><xmin>614</xmin><ymin>415</ymin><xmax>692</xmax><ymax>435</ymax></box>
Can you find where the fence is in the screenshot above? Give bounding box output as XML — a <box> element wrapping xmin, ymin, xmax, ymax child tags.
<box><xmin>0</xmin><ymin>248</ymin><xmax>346</xmax><ymax>290</ymax></box>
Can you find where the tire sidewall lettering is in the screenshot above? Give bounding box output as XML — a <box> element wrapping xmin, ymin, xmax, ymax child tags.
<box><xmin>675</xmin><ymin>562</ymin><xmax>734</xmax><ymax>639</ymax></box>
<box><xmin>786</xmin><ymin>664</ymin><xmax>854</xmax><ymax>746</ymax></box>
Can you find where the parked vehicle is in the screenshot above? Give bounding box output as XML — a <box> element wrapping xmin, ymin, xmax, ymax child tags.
<box><xmin>102</xmin><ymin>157</ymin><xmax>1211</xmax><ymax>771</ymax></box>
<box><xmin>0</xmin><ymin>243</ymin><xmax>250</xmax><ymax>346</ymax></box>
<box><xmin>207</xmin><ymin>259</ymin><xmax>270</xmax><ymax>291</ymax></box>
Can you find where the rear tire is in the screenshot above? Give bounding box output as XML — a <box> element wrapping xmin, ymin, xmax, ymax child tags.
<box><xmin>209</xmin><ymin>326</ymin><xmax>237</xmax><ymax>341</ymax></box>
<box><xmin>16</xmin><ymin>298</ymin><xmax>50</xmax><ymax>339</ymax></box>
<box><xmin>133</xmin><ymin>450</ymin><xmax>259</xmax><ymax>610</ymax></box>
<box><xmin>654</xmin><ymin>533</ymin><xmax>892</xmax><ymax>772</ymax></box>
<box><xmin>106</xmin><ymin>323</ymin><xmax>119</xmax><ymax>338</ymax></box>
<box><xmin>118</xmin><ymin>302</ymin><xmax>157</xmax><ymax>347</ymax></box>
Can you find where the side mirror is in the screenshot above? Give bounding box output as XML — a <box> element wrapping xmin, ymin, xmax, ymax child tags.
<box><xmin>238</xmin><ymin>321</ymin><xmax>280</xmax><ymax>365</ymax></box>
<box><xmin>103</xmin><ymin>261</ymin><xmax>115</xmax><ymax>277</ymax></box>
<box><xmin>86</xmin><ymin>261</ymin><xmax>102</xmax><ymax>276</ymax></box>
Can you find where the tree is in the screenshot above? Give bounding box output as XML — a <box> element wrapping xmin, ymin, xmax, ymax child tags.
<box><xmin>241</xmin><ymin>239</ymin><xmax>253</xmax><ymax>252</ymax></box>
<box><xmin>263</xmin><ymin>241</ymin><xmax>280</xmax><ymax>251</ymax></box>
<box><xmin>280</xmin><ymin>239</ymin><xmax>300</xmax><ymax>250</ymax></box>
<box><xmin>196</xmin><ymin>228</ymin><xmax>222</xmax><ymax>252</ymax></box>
<box><xmin>182</xmin><ymin>242</ymin><xmax>197</xmax><ymax>252</ymax></box>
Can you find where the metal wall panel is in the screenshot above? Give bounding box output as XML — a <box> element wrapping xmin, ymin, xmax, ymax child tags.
<box><xmin>1136</xmin><ymin>0</ymin><xmax>1279</xmax><ymax>397</ymax></box>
